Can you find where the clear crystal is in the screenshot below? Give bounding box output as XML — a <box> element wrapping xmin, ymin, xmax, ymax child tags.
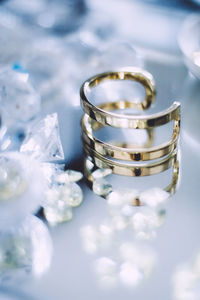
<box><xmin>44</xmin><ymin>182</ymin><xmax>83</xmax><ymax>225</ymax></box>
<box><xmin>0</xmin><ymin>68</ymin><xmax>41</xmax><ymax>123</ymax></box>
<box><xmin>44</xmin><ymin>193</ymin><xmax>73</xmax><ymax>226</ymax></box>
<box><xmin>0</xmin><ymin>156</ymin><xmax>27</xmax><ymax>202</ymax></box>
<box><xmin>92</xmin><ymin>168</ymin><xmax>112</xmax><ymax>180</ymax></box>
<box><xmin>20</xmin><ymin>113</ymin><xmax>64</xmax><ymax>162</ymax></box>
<box><xmin>55</xmin><ymin>170</ymin><xmax>83</xmax><ymax>183</ymax></box>
<box><xmin>93</xmin><ymin>178</ymin><xmax>112</xmax><ymax>196</ymax></box>
<box><xmin>41</xmin><ymin>162</ymin><xmax>65</xmax><ymax>186</ymax></box>
<box><xmin>0</xmin><ymin>215</ymin><xmax>52</xmax><ymax>283</ymax></box>
<box><xmin>0</xmin><ymin>152</ymin><xmax>45</xmax><ymax>230</ymax></box>
<box><xmin>60</xmin><ymin>182</ymin><xmax>83</xmax><ymax>207</ymax></box>
<box><xmin>139</xmin><ymin>187</ymin><xmax>169</xmax><ymax>208</ymax></box>
<box><xmin>85</xmin><ymin>158</ymin><xmax>94</xmax><ymax>170</ymax></box>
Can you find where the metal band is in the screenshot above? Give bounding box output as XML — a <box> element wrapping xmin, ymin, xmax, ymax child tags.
<box><xmin>81</xmin><ymin>103</ymin><xmax>180</xmax><ymax>161</ymax></box>
<box><xmin>83</xmin><ymin>143</ymin><xmax>178</xmax><ymax>177</ymax></box>
<box><xmin>80</xmin><ymin>68</ymin><xmax>156</xmax><ymax>128</ymax></box>
<box><xmin>84</xmin><ymin>153</ymin><xmax>179</xmax><ymax>198</ymax></box>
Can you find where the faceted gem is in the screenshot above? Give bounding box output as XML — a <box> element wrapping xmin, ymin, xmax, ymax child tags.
<box><xmin>93</xmin><ymin>178</ymin><xmax>112</xmax><ymax>197</ymax></box>
<box><xmin>0</xmin><ymin>68</ymin><xmax>41</xmax><ymax>123</ymax></box>
<box><xmin>41</xmin><ymin>162</ymin><xmax>65</xmax><ymax>186</ymax></box>
<box><xmin>55</xmin><ymin>170</ymin><xmax>83</xmax><ymax>183</ymax></box>
<box><xmin>44</xmin><ymin>182</ymin><xmax>83</xmax><ymax>226</ymax></box>
<box><xmin>92</xmin><ymin>168</ymin><xmax>112</xmax><ymax>180</ymax></box>
<box><xmin>44</xmin><ymin>203</ymin><xmax>73</xmax><ymax>226</ymax></box>
<box><xmin>61</xmin><ymin>182</ymin><xmax>83</xmax><ymax>207</ymax></box>
<box><xmin>0</xmin><ymin>156</ymin><xmax>27</xmax><ymax>202</ymax></box>
<box><xmin>20</xmin><ymin>113</ymin><xmax>64</xmax><ymax>162</ymax></box>
<box><xmin>0</xmin><ymin>153</ymin><xmax>45</xmax><ymax>231</ymax></box>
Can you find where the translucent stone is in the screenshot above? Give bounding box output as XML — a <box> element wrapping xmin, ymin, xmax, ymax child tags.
<box><xmin>0</xmin><ymin>156</ymin><xmax>27</xmax><ymax>202</ymax></box>
<box><xmin>44</xmin><ymin>182</ymin><xmax>82</xmax><ymax>225</ymax></box>
<box><xmin>41</xmin><ymin>162</ymin><xmax>65</xmax><ymax>186</ymax></box>
<box><xmin>0</xmin><ymin>215</ymin><xmax>52</xmax><ymax>283</ymax></box>
<box><xmin>93</xmin><ymin>178</ymin><xmax>112</xmax><ymax>196</ymax></box>
<box><xmin>20</xmin><ymin>113</ymin><xmax>64</xmax><ymax>162</ymax></box>
<box><xmin>140</xmin><ymin>187</ymin><xmax>169</xmax><ymax>208</ymax></box>
<box><xmin>60</xmin><ymin>182</ymin><xmax>83</xmax><ymax>207</ymax></box>
<box><xmin>44</xmin><ymin>196</ymin><xmax>73</xmax><ymax>227</ymax></box>
<box><xmin>92</xmin><ymin>168</ymin><xmax>112</xmax><ymax>180</ymax></box>
<box><xmin>95</xmin><ymin>257</ymin><xmax>117</xmax><ymax>276</ymax></box>
<box><xmin>0</xmin><ymin>152</ymin><xmax>44</xmax><ymax>231</ymax></box>
<box><xmin>55</xmin><ymin>170</ymin><xmax>83</xmax><ymax>183</ymax></box>
<box><xmin>85</xmin><ymin>158</ymin><xmax>94</xmax><ymax>171</ymax></box>
<box><xmin>0</xmin><ymin>68</ymin><xmax>41</xmax><ymax>123</ymax></box>
<box><xmin>119</xmin><ymin>262</ymin><xmax>142</xmax><ymax>287</ymax></box>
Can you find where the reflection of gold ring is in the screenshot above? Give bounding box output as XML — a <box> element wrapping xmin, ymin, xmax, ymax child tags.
<box><xmin>84</xmin><ymin>153</ymin><xmax>179</xmax><ymax>200</ymax></box>
<box><xmin>84</xmin><ymin>143</ymin><xmax>178</xmax><ymax>177</ymax></box>
<box><xmin>81</xmin><ymin>101</ymin><xmax>180</xmax><ymax>161</ymax></box>
<box><xmin>80</xmin><ymin>68</ymin><xmax>156</xmax><ymax>128</ymax></box>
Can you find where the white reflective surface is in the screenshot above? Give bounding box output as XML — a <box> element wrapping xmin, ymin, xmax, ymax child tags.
<box><xmin>8</xmin><ymin>1</ymin><xmax>200</xmax><ymax>300</ymax></box>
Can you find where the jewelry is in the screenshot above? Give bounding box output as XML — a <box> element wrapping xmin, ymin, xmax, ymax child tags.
<box><xmin>84</xmin><ymin>154</ymin><xmax>179</xmax><ymax>201</ymax></box>
<box><xmin>80</xmin><ymin>68</ymin><xmax>156</xmax><ymax>127</ymax></box>
<box><xmin>81</xmin><ymin>101</ymin><xmax>180</xmax><ymax>161</ymax></box>
<box><xmin>80</xmin><ymin>68</ymin><xmax>181</xmax><ymax>199</ymax></box>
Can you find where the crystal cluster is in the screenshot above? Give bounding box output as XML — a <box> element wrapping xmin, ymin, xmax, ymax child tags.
<box><xmin>43</xmin><ymin>169</ymin><xmax>83</xmax><ymax>226</ymax></box>
<box><xmin>20</xmin><ymin>113</ymin><xmax>64</xmax><ymax>162</ymax></box>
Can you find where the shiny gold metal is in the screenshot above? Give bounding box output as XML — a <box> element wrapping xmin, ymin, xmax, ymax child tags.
<box><xmin>80</xmin><ymin>68</ymin><xmax>156</xmax><ymax>128</ymax></box>
<box><xmin>81</xmin><ymin>100</ymin><xmax>180</xmax><ymax>161</ymax></box>
<box><xmin>83</xmin><ymin>142</ymin><xmax>178</xmax><ymax>177</ymax></box>
<box><xmin>84</xmin><ymin>152</ymin><xmax>179</xmax><ymax>199</ymax></box>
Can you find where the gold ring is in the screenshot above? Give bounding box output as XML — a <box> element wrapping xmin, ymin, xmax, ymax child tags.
<box><xmin>80</xmin><ymin>68</ymin><xmax>156</xmax><ymax>128</ymax></box>
<box><xmin>84</xmin><ymin>153</ymin><xmax>179</xmax><ymax>198</ymax></box>
<box><xmin>81</xmin><ymin>101</ymin><xmax>180</xmax><ymax>161</ymax></box>
<box><xmin>83</xmin><ymin>143</ymin><xmax>178</xmax><ymax>177</ymax></box>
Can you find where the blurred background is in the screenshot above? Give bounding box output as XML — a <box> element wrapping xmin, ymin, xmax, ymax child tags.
<box><xmin>0</xmin><ymin>0</ymin><xmax>200</xmax><ymax>300</ymax></box>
